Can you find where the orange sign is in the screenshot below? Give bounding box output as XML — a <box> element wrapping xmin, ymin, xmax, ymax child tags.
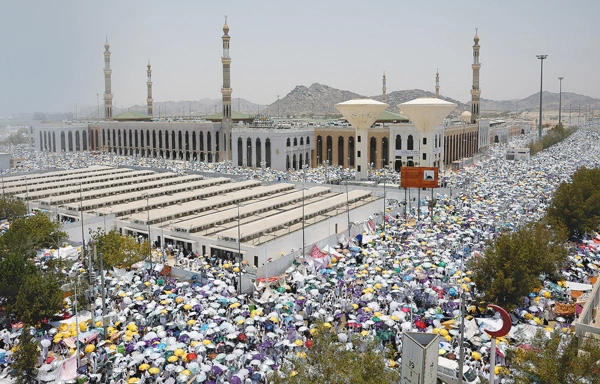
<box><xmin>400</xmin><ymin>167</ymin><xmax>439</xmax><ymax>188</ymax></box>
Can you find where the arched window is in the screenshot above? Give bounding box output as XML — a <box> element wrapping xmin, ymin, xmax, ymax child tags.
<box><xmin>338</xmin><ymin>136</ymin><xmax>344</xmax><ymax>166</ymax></box>
<box><xmin>300</xmin><ymin>137</ymin><xmax>304</xmax><ymax>145</ymax></box>
<box><xmin>287</xmin><ymin>138</ymin><xmax>291</xmax><ymax>147</ymax></box>
<box><xmin>407</xmin><ymin>135</ymin><xmax>414</xmax><ymax>150</ymax></box>
<box><xmin>382</xmin><ymin>137</ymin><xmax>388</xmax><ymax>168</ymax></box>
<box><xmin>326</xmin><ymin>136</ymin><xmax>332</xmax><ymax>163</ymax></box>
<box><xmin>82</xmin><ymin>131</ymin><xmax>87</xmax><ymax>151</ymax></box>
<box><xmin>286</xmin><ymin>155</ymin><xmax>290</xmax><ymax>170</ymax></box>
<box><xmin>348</xmin><ymin>137</ymin><xmax>355</xmax><ymax>167</ymax></box>
<box><xmin>265</xmin><ymin>139</ymin><xmax>271</xmax><ymax>168</ymax></box>
<box><xmin>369</xmin><ymin>137</ymin><xmax>377</xmax><ymax>167</ymax></box>
<box><xmin>306</xmin><ymin>136</ymin><xmax>310</xmax><ymax>145</ymax></box>
<box><xmin>246</xmin><ymin>137</ymin><xmax>252</xmax><ymax>167</ymax></box>
<box><xmin>68</xmin><ymin>131</ymin><xmax>74</xmax><ymax>151</ymax></box>
<box><xmin>256</xmin><ymin>138</ymin><xmax>261</xmax><ymax>166</ymax></box>
<box><xmin>237</xmin><ymin>137</ymin><xmax>243</xmax><ymax>166</ymax></box>
<box><xmin>293</xmin><ymin>138</ymin><xmax>298</xmax><ymax>146</ymax></box>
<box><xmin>396</xmin><ymin>135</ymin><xmax>402</xmax><ymax>150</ymax></box>
<box><xmin>316</xmin><ymin>136</ymin><xmax>322</xmax><ymax>164</ymax></box>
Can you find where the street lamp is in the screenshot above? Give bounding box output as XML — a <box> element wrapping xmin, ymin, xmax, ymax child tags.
<box><xmin>237</xmin><ymin>200</ymin><xmax>243</xmax><ymax>294</ymax></box>
<box><xmin>536</xmin><ymin>55</ymin><xmax>548</xmax><ymax>138</ymax></box>
<box><xmin>558</xmin><ymin>77</ymin><xmax>564</xmax><ymax>127</ymax></box>
<box><xmin>143</xmin><ymin>193</ymin><xmax>152</xmax><ymax>270</ymax></box>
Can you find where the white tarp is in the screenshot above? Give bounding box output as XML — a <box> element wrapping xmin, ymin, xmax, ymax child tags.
<box><xmin>565</xmin><ymin>281</ymin><xmax>593</xmax><ymax>291</ymax></box>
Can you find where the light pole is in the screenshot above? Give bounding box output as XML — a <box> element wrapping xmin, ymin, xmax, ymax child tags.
<box><xmin>558</xmin><ymin>77</ymin><xmax>564</xmax><ymax>127</ymax></box>
<box><xmin>143</xmin><ymin>193</ymin><xmax>152</xmax><ymax>270</ymax></box>
<box><xmin>536</xmin><ymin>55</ymin><xmax>548</xmax><ymax>138</ymax></box>
<box><xmin>96</xmin><ymin>93</ymin><xmax>100</xmax><ymax>120</ymax></box>
<box><xmin>237</xmin><ymin>200</ymin><xmax>242</xmax><ymax>294</ymax></box>
<box><xmin>24</xmin><ymin>176</ymin><xmax>29</xmax><ymax>213</ymax></box>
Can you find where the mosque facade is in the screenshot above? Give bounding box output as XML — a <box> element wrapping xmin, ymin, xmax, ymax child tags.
<box><xmin>32</xmin><ymin>27</ymin><xmax>494</xmax><ymax>173</ymax></box>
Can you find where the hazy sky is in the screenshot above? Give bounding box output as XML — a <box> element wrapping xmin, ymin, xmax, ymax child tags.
<box><xmin>2</xmin><ymin>0</ymin><xmax>599</xmax><ymax>115</ymax></box>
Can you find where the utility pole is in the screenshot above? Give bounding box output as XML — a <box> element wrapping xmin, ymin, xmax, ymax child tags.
<box><xmin>536</xmin><ymin>55</ymin><xmax>548</xmax><ymax>138</ymax></box>
<box><xmin>558</xmin><ymin>77</ymin><xmax>564</xmax><ymax>127</ymax></box>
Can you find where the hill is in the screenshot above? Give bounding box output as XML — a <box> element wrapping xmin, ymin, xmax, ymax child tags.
<box><xmin>262</xmin><ymin>83</ymin><xmax>468</xmax><ymax>117</ymax></box>
<box><xmin>477</xmin><ymin>92</ymin><xmax>600</xmax><ymax>112</ymax></box>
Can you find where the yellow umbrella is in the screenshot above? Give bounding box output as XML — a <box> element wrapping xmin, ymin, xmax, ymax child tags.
<box><xmin>148</xmin><ymin>367</ymin><xmax>160</xmax><ymax>375</ymax></box>
<box><xmin>139</xmin><ymin>363</ymin><xmax>150</xmax><ymax>371</ymax></box>
<box><xmin>183</xmin><ymin>304</ymin><xmax>192</xmax><ymax>310</ymax></box>
<box><xmin>202</xmin><ymin>340</ymin><xmax>212</xmax><ymax>345</ymax></box>
<box><xmin>360</xmin><ymin>330</ymin><xmax>369</xmax><ymax>336</ymax></box>
<box><xmin>297</xmin><ymin>351</ymin><xmax>307</xmax><ymax>358</ymax></box>
<box><xmin>322</xmin><ymin>323</ymin><xmax>332</xmax><ymax>328</ymax></box>
<box><xmin>84</xmin><ymin>344</ymin><xmax>95</xmax><ymax>353</ymax></box>
<box><xmin>269</xmin><ymin>317</ymin><xmax>279</xmax><ymax>323</ymax></box>
<box><xmin>294</xmin><ymin>340</ymin><xmax>303</xmax><ymax>346</ymax></box>
<box><xmin>229</xmin><ymin>302</ymin><xmax>241</xmax><ymax>309</ymax></box>
<box><xmin>174</xmin><ymin>348</ymin><xmax>185</xmax><ymax>357</ymax></box>
<box><xmin>175</xmin><ymin>297</ymin><xmax>184</xmax><ymax>303</ymax></box>
<box><xmin>471</xmin><ymin>351</ymin><xmax>481</xmax><ymax>361</ymax></box>
<box><xmin>167</xmin><ymin>355</ymin><xmax>178</xmax><ymax>363</ymax></box>
<box><xmin>187</xmin><ymin>319</ymin><xmax>196</xmax><ymax>326</ymax></box>
<box><xmin>181</xmin><ymin>369</ymin><xmax>191</xmax><ymax>375</ymax></box>
<box><xmin>128</xmin><ymin>378</ymin><xmax>139</xmax><ymax>384</ymax></box>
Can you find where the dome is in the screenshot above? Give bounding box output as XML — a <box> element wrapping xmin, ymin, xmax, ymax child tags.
<box><xmin>223</xmin><ymin>22</ymin><xmax>229</xmax><ymax>35</ymax></box>
<box><xmin>461</xmin><ymin>111</ymin><xmax>472</xmax><ymax>122</ymax></box>
<box><xmin>474</xmin><ymin>33</ymin><xmax>479</xmax><ymax>44</ymax></box>
<box><xmin>104</xmin><ymin>40</ymin><xmax>110</xmax><ymax>50</ymax></box>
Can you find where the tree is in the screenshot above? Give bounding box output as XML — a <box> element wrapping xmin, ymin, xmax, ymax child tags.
<box><xmin>547</xmin><ymin>167</ymin><xmax>600</xmax><ymax>238</ymax></box>
<box><xmin>507</xmin><ymin>330</ymin><xmax>600</xmax><ymax>384</ymax></box>
<box><xmin>270</xmin><ymin>324</ymin><xmax>400</xmax><ymax>384</ymax></box>
<box><xmin>90</xmin><ymin>229</ymin><xmax>147</xmax><ymax>269</ymax></box>
<box><xmin>0</xmin><ymin>211</ymin><xmax>65</xmax><ymax>259</ymax></box>
<box><xmin>0</xmin><ymin>196</ymin><xmax>27</xmax><ymax>221</ymax></box>
<box><xmin>469</xmin><ymin>222</ymin><xmax>567</xmax><ymax>310</ymax></box>
<box><xmin>10</xmin><ymin>269</ymin><xmax>64</xmax><ymax>325</ymax></box>
<box><xmin>0</xmin><ymin>253</ymin><xmax>38</xmax><ymax>308</ymax></box>
<box><xmin>11</xmin><ymin>326</ymin><xmax>40</xmax><ymax>384</ymax></box>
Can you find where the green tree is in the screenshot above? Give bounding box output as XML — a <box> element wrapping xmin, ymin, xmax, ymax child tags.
<box><xmin>547</xmin><ymin>167</ymin><xmax>600</xmax><ymax>238</ymax></box>
<box><xmin>270</xmin><ymin>325</ymin><xmax>400</xmax><ymax>384</ymax></box>
<box><xmin>90</xmin><ymin>229</ymin><xmax>147</xmax><ymax>269</ymax></box>
<box><xmin>507</xmin><ymin>330</ymin><xmax>600</xmax><ymax>384</ymax></box>
<box><xmin>0</xmin><ymin>196</ymin><xmax>27</xmax><ymax>221</ymax></box>
<box><xmin>10</xmin><ymin>269</ymin><xmax>64</xmax><ymax>325</ymax></box>
<box><xmin>470</xmin><ymin>222</ymin><xmax>567</xmax><ymax>310</ymax></box>
<box><xmin>0</xmin><ymin>253</ymin><xmax>38</xmax><ymax>308</ymax></box>
<box><xmin>11</xmin><ymin>326</ymin><xmax>40</xmax><ymax>384</ymax></box>
<box><xmin>0</xmin><ymin>212</ymin><xmax>65</xmax><ymax>259</ymax></box>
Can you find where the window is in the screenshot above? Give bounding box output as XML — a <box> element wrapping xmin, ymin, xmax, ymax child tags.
<box><xmin>423</xmin><ymin>138</ymin><xmax>427</xmax><ymax>145</ymax></box>
<box><xmin>357</xmin><ymin>150</ymin><xmax>361</xmax><ymax>158</ymax></box>
<box><xmin>395</xmin><ymin>135</ymin><xmax>402</xmax><ymax>150</ymax></box>
<box><xmin>357</xmin><ymin>135</ymin><xmax>361</xmax><ymax>143</ymax></box>
<box><xmin>357</xmin><ymin>165</ymin><xmax>361</xmax><ymax>172</ymax></box>
<box><xmin>287</xmin><ymin>138</ymin><xmax>291</xmax><ymax>147</ymax></box>
<box><xmin>293</xmin><ymin>138</ymin><xmax>298</xmax><ymax>146</ymax></box>
<box><xmin>422</xmin><ymin>153</ymin><xmax>427</xmax><ymax>160</ymax></box>
<box><xmin>407</xmin><ymin>135</ymin><xmax>414</xmax><ymax>150</ymax></box>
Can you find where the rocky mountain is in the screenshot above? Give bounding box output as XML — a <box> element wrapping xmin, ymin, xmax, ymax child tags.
<box><xmin>262</xmin><ymin>83</ymin><xmax>468</xmax><ymax>117</ymax></box>
<box><xmin>262</xmin><ymin>83</ymin><xmax>363</xmax><ymax>117</ymax></box>
<box><xmin>476</xmin><ymin>92</ymin><xmax>600</xmax><ymax>112</ymax></box>
<box><xmin>80</xmin><ymin>98</ymin><xmax>262</xmax><ymax>119</ymax></box>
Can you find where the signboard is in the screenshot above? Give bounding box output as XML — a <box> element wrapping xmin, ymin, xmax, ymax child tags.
<box><xmin>401</xmin><ymin>332</ymin><xmax>439</xmax><ymax>384</ymax></box>
<box><xmin>400</xmin><ymin>167</ymin><xmax>438</xmax><ymax>189</ymax></box>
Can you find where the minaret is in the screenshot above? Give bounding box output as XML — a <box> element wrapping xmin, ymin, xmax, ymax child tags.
<box><xmin>382</xmin><ymin>72</ymin><xmax>387</xmax><ymax>103</ymax></box>
<box><xmin>221</xmin><ymin>17</ymin><xmax>232</xmax><ymax>125</ymax></box>
<box><xmin>435</xmin><ymin>69</ymin><xmax>440</xmax><ymax>98</ymax></box>
<box><xmin>103</xmin><ymin>37</ymin><xmax>113</xmax><ymax>119</ymax></box>
<box><xmin>146</xmin><ymin>60</ymin><xmax>153</xmax><ymax>116</ymax></box>
<box><xmin>470</xmin><ymin>29</ymin><xmax>481</xmax><ymax>123</ymax></box>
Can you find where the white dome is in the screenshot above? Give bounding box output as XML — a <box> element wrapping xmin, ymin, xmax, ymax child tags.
<box><xmin>461</xmin><ymin>111</ymin><xmax>472</xmax><ymax>122</ymax></box>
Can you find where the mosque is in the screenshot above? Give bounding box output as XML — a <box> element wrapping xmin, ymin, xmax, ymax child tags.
<box><xmin>32</xmin><ymin>22</ymin><xmax>498</xmax><ymax>174</ymax></box>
